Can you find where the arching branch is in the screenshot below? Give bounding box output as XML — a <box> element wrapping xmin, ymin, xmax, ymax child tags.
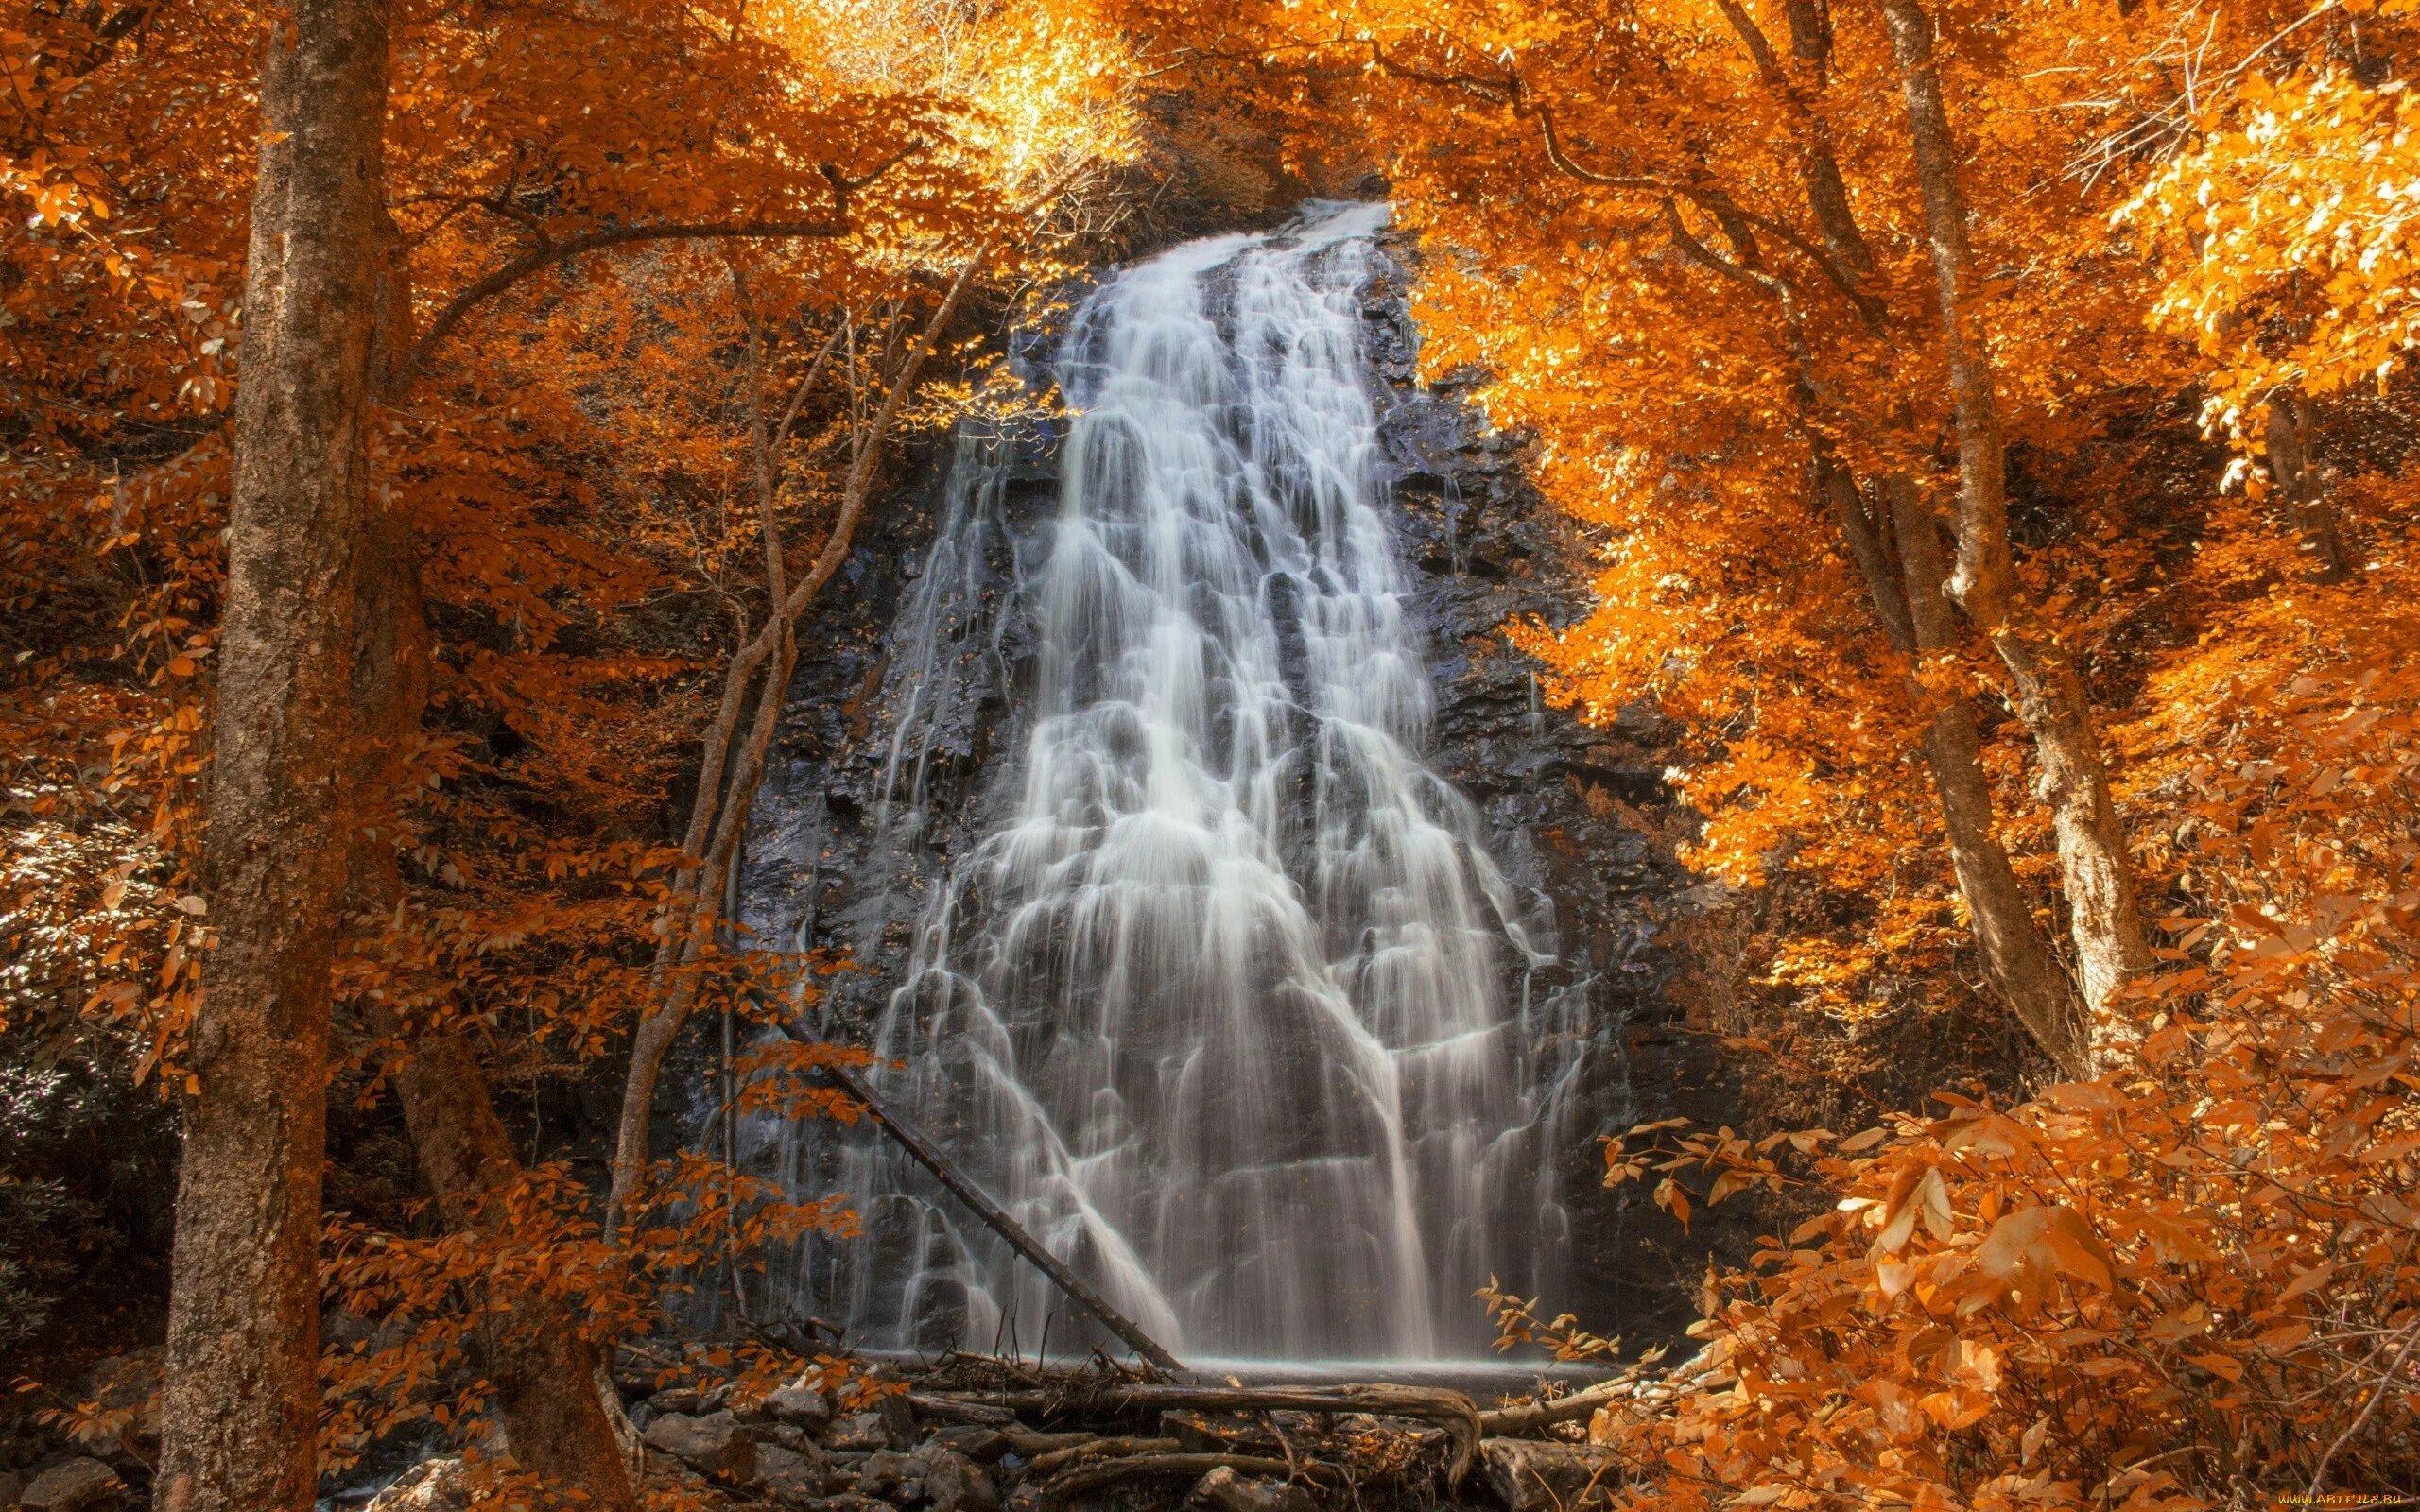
<box><xmin>399</xmin><ymin>217</ymin><xmax>847</xmax><ymax>389</ymax></box>
<box><xmin>398</xmin><ymin>146</ymin><xmax>923</xmax><ymax>390</ymax></box>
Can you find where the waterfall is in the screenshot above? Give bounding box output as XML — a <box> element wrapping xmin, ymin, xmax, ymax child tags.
<box><xmin>756</xmin><ymin>202</ymin><xmax>1586</xmax><ymax>1363</ymax></box>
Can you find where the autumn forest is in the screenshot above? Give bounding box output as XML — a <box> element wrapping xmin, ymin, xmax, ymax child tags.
<box><xmin>3</xmin><ymin>0</ymin><xmax>2419</xmax><ymax>1507</ymax></box>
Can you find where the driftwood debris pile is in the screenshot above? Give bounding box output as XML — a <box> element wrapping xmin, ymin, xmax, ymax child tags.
<box><xmin>575</xmin><ymin>1348</ymin><xmax>1711</xmax><ymax>1512</ymax></box>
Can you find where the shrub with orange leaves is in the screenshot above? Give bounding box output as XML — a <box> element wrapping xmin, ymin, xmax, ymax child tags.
<box><xmin>1570</xmin><ymin>643</ymin><xmax>2420</xmax><ymax>1504</ymax></box>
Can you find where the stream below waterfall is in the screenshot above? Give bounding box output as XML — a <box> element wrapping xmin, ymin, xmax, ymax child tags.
<box><xmin>728</xmin><ymin>202</ymin><xmax>1689</xmax><ymax>1364</ymax></box>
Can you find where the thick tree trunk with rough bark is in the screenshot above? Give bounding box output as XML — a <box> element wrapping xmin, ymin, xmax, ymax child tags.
<box><xmin>1831</xmin><ymin>468</ymin><xmax>2088</xmax><ymax>1072</ymax></box>
<box><xmin>157</xmin><ymin>4</ymin><xmax>391</xmax><ymax>1510</ymax></box>
<box><xmin>1880</xmin><ymin>0</ymin><xmax>2150</xmax><ymax>1048</ymax></box>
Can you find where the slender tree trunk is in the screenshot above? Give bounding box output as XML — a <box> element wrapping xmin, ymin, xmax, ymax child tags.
<box><xmin>607</xmin><ymin>247</ymin><xmax>991</xmax><ymax>1236</ymax></box>
<box><xmin>157</xmin><ymin>5</ymin><xmax>391</xmax><ymax>1509</ymax></box>
<box><xmin>347</xmin><ymin>513</ymin><xmax>642</xmax><ymax>1508</ymax></box>
<box><xmin>1879</xmin><ymin>0</ymin><xmax>2150</xmax><ymax>1047</ymax></box>
<box><xmin>1878</xmin><ymin>477</ymin><xmax>2089</xmax><ymax>1072</ymax></box>
<box><xmin>339</xmin><ymin>224</ymin><xmax>640</xmax><ymax>1508</ymax></box>
<box><xmin>1830</xmin><ymin>468</ymin><xmax>2088</xmax><ymax>1072</ymax></box>
<box><xmin>2266</xmin><ymin>390</ymin><xmax>2354</xmax><ymax>581</ymax></box>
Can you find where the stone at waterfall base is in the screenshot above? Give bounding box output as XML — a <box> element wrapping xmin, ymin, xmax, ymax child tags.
<box><xmin>1479</xmin><ymin>1438</ymin><xmax>1621</xmax><ymax>1511</ymax></box>
<box><xmin>756</xmin><ymin>1442</ymin><xmax>837</xmax><ymax>1505</ymax></box>
<box><xmin>361</xmin><ymin>1459</ymin><xmax>470</xmax><ymax>1512</ymax></box>
<box><xmin>16</xmin><ymin>1459</ymin><xmax>126</xmax><ymax>1512</ymax></box>
<box><xmin>919</xmin><ymin>1447</ymin><xmax>999</xmax><ymax>1512</ymax></box>
<box><xmin>646</xmin><ymin>1410</ymin><xmax>759</xmax><ymax>1482</ymax></box>
<box><xmin>1184</xmin><ymin>1465</ymin><xmax>1319</xmax><ymax>1512</ymax></box>
<box><xmin>766</xmin><ymin>1381</ymin><xmax>834</xmax><ymax>1431</ymax></box>
<box><xmin>824</xmin><ymin>1401</ymin><xmax>913</xmax><ymax>1452</ymax></box>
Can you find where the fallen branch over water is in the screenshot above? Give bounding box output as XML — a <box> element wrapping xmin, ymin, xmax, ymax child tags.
<box><xmin>1477</xmin><ymin>1355</ymin><xmax>1712</xmax><ymax>1436</ymax></box>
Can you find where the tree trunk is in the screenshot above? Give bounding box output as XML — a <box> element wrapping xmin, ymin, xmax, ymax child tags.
<box><xmin>340</xmin><ymin>225</ymin><xmax>640</xmax><ymax>1509</ymax></box>
<box><xmin>157</xmin><ymin>4</ymin><xmax>391</xmax><ymax>1510</ymax></box>
<box><xmin>1877</xmin><ymin>477</ymin><xmax>2089</xmax><ymax>1073</ymax></box>
<box><xmin>1879</xmin><ymin>0</ymin><xmax>2150</xmax><ymax>1049</ymax></box>
<box><xmin>347</xmin><ymin>509</ymin><xmax>642</xmax><ymax>1508</ymax></box>
<box><xmin>2266</xmin><ymin>389</ymin><xmax>2354</xmax><ymax>581</ymax></box>
<box><xmin>1829</xmin><ymin>468</ymin><xmax>2088</xmax><ymax>1073</ymax></box>
<box><xmin>607</xmin><ymin>247</ymin><xmax>991</xmax><ymax>1236</ymax></box>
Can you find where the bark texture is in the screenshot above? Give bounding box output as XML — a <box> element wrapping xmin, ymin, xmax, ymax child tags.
<box><xmin>1880</xmin><ymin>0</ymin><xmax>2150</xmax><ymax>1043</ymax></box>
<box><xmin>158</xmin><ymin>4</ymin><xmax>391</xmax><ymax>1509</ymax></box>
<box><xmin>2266</xmin><ymin>390</ymin><xmax>2355</xmax><ymax>582</ymax></box>
<box><xmin>1831</xmin><ymin>469</ymin><xmax>2087</xmax><ymax>1071</ymax></box>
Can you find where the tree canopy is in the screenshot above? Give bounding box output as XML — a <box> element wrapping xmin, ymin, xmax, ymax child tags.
<box><xmin>8</xmin><ymin>0</ymin><xmax>2420</xmax><ymax>1504</ymax></box>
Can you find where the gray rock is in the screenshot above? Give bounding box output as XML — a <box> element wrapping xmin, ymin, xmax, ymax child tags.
<box><xmin>1183</xmin><ymin>1466</ymin><xmax>1318</xmax><ymax>1512</ymax></box>
<box><xmin>765</xmin><ymin>1379</ymin><xmax>833</xmax><ymax>1427</ymax></box>
<box><xmin>645</xmin><ymin>1409</ymin><xmax>758</xmax><ymax>1482</ymax></box>
<box><xmin>0</xmin><ymin>1471</ymin><xmax>26</xmax><ymax>1509</ymax></box>
<box><xmin>1478</xmin><ymin>1438</ymin><xmax>1620</xmax><ymax>1512</ymax></box>
<box><xmin>874</xmin><ymin>1390</ymin><xmax>918</xmax><ymax>1447</ymax></box>
<box><xmin>856</xmin><ymin>1447</ymin><xmax>916</xmax><ymax>1498</ymax></box>
<box><xmin>362</xmin><ymin>1459</ymin><xmax>471</xmax><ymax>1512</ymax></box>
<box><xmin>19</xmin><ymin>1458</ymin><xmax>125</xmax><ymax>1512</ymax></box>
<box><xmin>922</xmin><ymin>1449</ymin><xmax>998</xmax><ymax>1512</ymax></box>
<box><xmin>923</xmin><ymin>1425</ymin><xmax>1010</xmax><ymax>1465</ymax></box>
<box><xmin>753</xmin><ymin>1441</ymin><xmax>831</xmax><ymax>1505</ymax></box>
<box><xmin>822</xmin><ymin>1410</ymin><xmax>894</xmax><ymax>1452</ymax></box>
<box><xmin>762</xmin><ymin>1420</ymin><xmax>820</xmax><ymax>1453</ymax></box>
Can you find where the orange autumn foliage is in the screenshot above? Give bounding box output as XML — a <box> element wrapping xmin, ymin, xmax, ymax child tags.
<box><xmin>13</xmin><ymin>0</ymin><xmax>2420</xmax><ymax>1499</ymax></box>
<box><xmin>1110</xmin><ymin>0</ymin><xmax>2420</xmax><ymax>1495</ymax></box>
<box><xmin>1</xmin><ymin>0</ymin><xmax>1133</xmax><ymax>1471</ymax></box>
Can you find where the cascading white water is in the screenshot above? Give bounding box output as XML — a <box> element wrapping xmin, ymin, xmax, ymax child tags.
<box><xmin>777</xmin><ymin>203</ymin><xmax>1584</xmax><ymax>1361</ymax></box>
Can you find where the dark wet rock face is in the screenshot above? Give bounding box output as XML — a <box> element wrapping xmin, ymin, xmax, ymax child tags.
<box><xmin>716</xmin><ymin>215</ymin><xmax>1743</xmax><ymax>1357</ymax></box>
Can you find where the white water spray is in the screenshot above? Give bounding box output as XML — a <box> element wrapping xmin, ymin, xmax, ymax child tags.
<box><xmin>780</xmin><ymin>204</ymin><xmax>1582</xmax><ymax>1360</ymax></box>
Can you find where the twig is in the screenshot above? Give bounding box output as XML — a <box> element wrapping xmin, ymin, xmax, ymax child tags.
<box><xmin>2306</xmin><ymin>1315</ymin><xmax>2420</xmax><ymax>1499</ymax></box>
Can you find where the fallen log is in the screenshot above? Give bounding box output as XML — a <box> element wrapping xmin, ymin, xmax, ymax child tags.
<box><xmin>924</xmin><ymin>1382</ymin><xmax>1481</xmax><ymax>1483</ymax></box>
<box><xmin>1477</xmin><ymin>1354</ymin><xmax>1714</xmax><ymax>1437</ymax></box>
<box><xmin>1043</xmin><ymin>1452</ymin><xmax>1344</xmax><ymax>1500</ymax></box>
<box><xmin>1478</xmin><ymin>1377</ymin><xmax>1643</xmax><ymax>1436</ymax></box>
<box><xmin>1028</xmin><ymin>1435</ymin><xmax>1183</xmax><ymax>1475</ymax></box>
<box><xmin>906</xmin><ymin>1393</ymin><xmax>1019</xmax><ymax>1425</ymax></box>
<box><xmin>768</xmin><ymin>1011</ymin><xmax>1185</xmax><ymax>1375</ymax></box>
<box><xmin>1000</xmin><ymin>1426</ymin><xmax>1098</xmax><ymax>1458</ymax></box>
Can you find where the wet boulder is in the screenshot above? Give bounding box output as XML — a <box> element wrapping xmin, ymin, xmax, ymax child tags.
<box><xmin>920</xmin><ymin>1447</ymin><xmax>998</xmax><ymax>1512</ymax></box>
<box><xmin>1183</xmin><ymin>1466</ymin><xmax>1317</xmax><ymax>1512</ymax></box>
<box><xmin>751</xmin><ymin>1441</ymin><xmax>831</xmax><ymax>1505</ymax></box>
<box><xmin>823</xmin><ymin>1408</ymin><xmax>904</xmax><ymax>1452</ymax></box>
<box><xmin>1479</xmin><ymin>1438</ymin><xmax>1620</xmax><ymax>1511</ymax></box>
<box><xmin>765</xmin><ymin>1379</ymin><xmax>833</xmax><ymax>1430</ymax></box>
<box><xmin>855</xmin><ymin>1447</ymin><xmax>918</xmax><ymax>1500</ymax></box>
<box><xmin>644</xmin><ymin>1410</ymin><xmax>757</xmax><ymax>1482</ymax></box>
<box><xmin>17</xmin><ymin>1459</ymin><xmax>125</xmax><ymax>1512</ymax></box>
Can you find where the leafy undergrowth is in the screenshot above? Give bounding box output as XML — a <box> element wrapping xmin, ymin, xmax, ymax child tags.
<box><xmin>1563</xmin><ymin>504</ymin><xmax>2420</xmax><ymax>1506</ymax></box>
